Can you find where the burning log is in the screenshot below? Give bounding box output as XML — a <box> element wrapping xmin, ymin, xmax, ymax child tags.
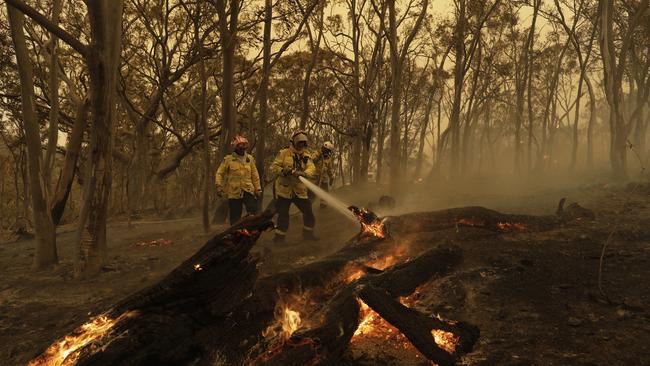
<box><xmin>252</xmin><ymin>246</ymin><xmax>479</xmax><ymax>366</ymax></box>
<box><xmin>37</xmin><ymin>202</ymin><xmax>585</xmax><ymax>365</ymax></box>
<box><xmin>386</xmin><ymin>198</ymin><xmax>594</xmax><ymax>235</ymax></box>
<box><xmin>29</xmin><ymin>213</ymin><xmax>275</xmax><ymax>366</ymax></box>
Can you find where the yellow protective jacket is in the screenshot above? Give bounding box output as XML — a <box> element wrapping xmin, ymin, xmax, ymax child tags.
<box><xmin>270</xmin><ymin>146</ymin><xmax>315</xmax><ymax>199</ymax></box>
<box><xmin>311</xmin><ymin>150</ymin><xmax>335</xmax><ymax>185</ymax></box>
<box><xmin>215</xmin><ymin>153</ymin><xmax>261</xmax><ymax>199</ymax></box>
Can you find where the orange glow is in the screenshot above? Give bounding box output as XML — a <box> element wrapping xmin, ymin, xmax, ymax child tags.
<box><xmin>349</xmin><ymin>206</ymin><xmax>387</xmax><ymax>239</ymax></box>
<box><xmin>28</xmin><ymin>311</ymin><xmax>137</xmax><ymax>366</ymax></box>
<box><xmin>456</xmin><ymin>218</ymin><xmax>485</xmax><ymax>227</ymax></box>
<box><xmin>431</xmin><ymin>329</ymin><xmax>460</xmax><ymax>354</ymax></box>
<box><xmin>352</xmin><ymin>299</ymin><xmax>417</xmax><ymax>354</ymax></box>
<box><xmin>193</xmin><ymin>263</ymin><xmax>203</xmax><ymax>271</ymax></box>
<box><xmin>361</xmin><ymin>220</ymin><xmax>387</xmax><ymax>238</ymax></box>
<box><xmin>496</xmin><ymin>222</ymin><xmax>527</xmax><ymax>232</ymax></box>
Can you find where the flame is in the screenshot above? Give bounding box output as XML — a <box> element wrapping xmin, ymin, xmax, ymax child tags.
<box><xmin>348</xmin><ymin>206</ymin><xmax>387</xmax><ymax>238</ymax></box>
<box><xmin>193</xmin><ymin>263</ymin><xmax>203</xmax><ymax>271</ymax></box>
<box><xmin>352</xmin><ymin>299</ymin><xmax>417</xmax><ymax>355</ymax></box>
<box><xmin>262</xmin><ymin>291</ymin><xmax>314</xmax><ymax>342</ymax></box>
<box><xmin>431</xmin><ymin>329</ymin><xmax>460</xmax><ymax>354</ymax></box>
<box><xmin>360</xmin><ymin>220</ymin><xmax>387</xmax><ymax>238</ymax></box>
<box><xmin>28</xmin><ymin>311</ymin><xmax>137</xmax><ymax>366</ymax></box>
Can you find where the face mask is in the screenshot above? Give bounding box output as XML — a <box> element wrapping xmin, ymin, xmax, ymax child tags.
<box><xmin>235</xmin><ymin>145</ymin><xmax>246</xmax><ymax>155</ymax></box>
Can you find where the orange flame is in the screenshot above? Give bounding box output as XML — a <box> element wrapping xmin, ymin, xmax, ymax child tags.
<box><xmin>28</xmin><ymin>311</ymin><xmax>137</xmax><ymax>366</ymax></box>
<box><xmin>349</xmin><ymin>206</ymin><xmax>387</xmax><ymax>239</ymax></box>
<box><xmin>262</xmin><ymin>290</ymin><xmax>316</xmax><ymax>342</ymax></box>
<box><xmin>431</xmin><ymin>329</ymin><xmax>460</xmax><ymax>354</ymax></box>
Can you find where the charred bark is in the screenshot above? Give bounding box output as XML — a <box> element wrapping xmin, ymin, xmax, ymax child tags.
<box><xmin>386</xmin><ymin>198</ymin><xmax>594</xmax><ymax>235</ymax></box>
<box><xmin>252</xmin><ymin>246</ymin><xmax>477</xmax><ymax>366</ymax></box>
<box><xmin>30</xmin><ymin>203</ymin><xmax>592</xmax><ymax>366</ymax></box>
<box><xmin>29</xmin><ymin>213</ymin><xmax>275</xmax><ymax>366</ymax></box>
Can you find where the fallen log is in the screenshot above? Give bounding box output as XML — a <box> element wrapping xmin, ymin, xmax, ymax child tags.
<box><xmin>253</xmin><ymin>246</ymin><xmax>478</xmax><ymax>366</ymax></box>
<box><xmin>31</xmin><ymin>201</ymin><xmax>590</xmax><ymax>366</ymax></box>
<box><xmin>29</xmin><ymin>213</ymin><xmax>275</xmax><ymax>366</ymax></box>
<box><xmin>385</xmin><ymin>198</ymin><xmax>594</xmax><ymax>235</ymax></box>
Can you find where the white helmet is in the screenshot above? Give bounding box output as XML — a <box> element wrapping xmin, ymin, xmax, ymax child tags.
<box><xmin>323</xmin><ymin>141</ymin><xmax>334</xmax><ymax>151</ymax></box>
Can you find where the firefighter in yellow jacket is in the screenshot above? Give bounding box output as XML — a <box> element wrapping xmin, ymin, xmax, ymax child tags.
<box><xmin>309</xmin><ymin>141</ymin><xmax>335</xmax><ymax>208</ymax></box>
<box><xmin>215</xmin><ymin>135</ymin><xmax>262</xmax><ymax>225</ymax></box>
<box><xmin>270</xmin><ymin>130</ymin><xmax>317</xmax><ymax>242</ymax></box>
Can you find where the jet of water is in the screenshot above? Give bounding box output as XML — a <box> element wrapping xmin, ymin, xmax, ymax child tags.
<box><xmin>298</xmin><ymin>176</ymin><xmax>357</xmax><ymax>222</ymax></box>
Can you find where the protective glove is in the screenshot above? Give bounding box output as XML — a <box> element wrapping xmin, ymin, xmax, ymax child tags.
<box><xmin>281</xmin><ymin>167</ymin><xmax>293</xmax><ymax>177</ymax></box>
<box><xmin>254</xmin><ymin>190</ymin><xmax>263</xmax><ymax>199</ymax></box>
<box><xmin>292</xmin><ymin>169</ymin><xmax>306</xmax><ymax>178</ymax></box>
<box><xmin>216</xmin><ymin>186</ymin><xmax>224</xmax><ymax>197</ymax></box>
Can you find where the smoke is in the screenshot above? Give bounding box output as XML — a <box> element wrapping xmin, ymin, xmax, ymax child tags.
<box><xmin>298</xmin><ymin>176</ymin><xmax>358</xmax><ymax>222</ymax></box>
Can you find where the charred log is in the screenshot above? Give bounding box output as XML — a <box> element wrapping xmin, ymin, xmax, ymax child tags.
<box><xmin>386</xmin><ymin>198</ymin><xmax>594</xmax><ymax>235</ymax></box>
<box><xmin>29</xmin><ymin>212</ymin><xmax>275</xmax><ymax>366</ymax></box>
<box><xmin>252</xmin><ymin>246</ymin><xmax>478</xmax><ymax>366</ymax></box>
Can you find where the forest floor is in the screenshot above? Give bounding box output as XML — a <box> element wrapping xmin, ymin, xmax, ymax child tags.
<box><xmin>1</xmin><ymin>178</ymin><xmax>649</xmax><ymax>366</ymax></box>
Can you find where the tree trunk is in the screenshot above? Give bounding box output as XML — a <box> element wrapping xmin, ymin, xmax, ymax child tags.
<box><xmin>198</xmin><ymin>14</ymin><xmax>211</xmax><ymax>233</ymax></box>
<box><xmin>299</xmin><ymin>10</ymin><xmax>323</xmax><ymax>131</ymax></box>
<box><xmin>415</xmin><ymin>90</ymin><xmax>435</xmax><ymax>178</ymax></box>
<box><xmin>51</xmin><ymin>99</ymin><xmax>88</xmax><ymax>226</ymax></box>
<box><xmin>75</xmin><ymin>1</ymin><xmax>124</xmax><ymax>278</ymax></box>
<box><xmin>7</xmin><ymin>4</ymin><xmax>57</xmax><ymax>268</ymax></box>
<box><xmin>216</xmin><ymin>0</ymin><xmax>239</xmax><ymax>160</ymax></box>
<box><xmin>43</xmin><ymin>0</ymin><xmax>63</xmax><ymax>189</ymax></box>
<box><xmin>449</xmin><ymin>0</ymin><xmax>465</xmax><ymax>179</ymax></box>
<box><xmin>255</xmin><ymin>0</ymin><xmax>272</xmax><ymax>204</ymax></box>
<box><xmin>387</xmin><ymin>0</ymin><xmax>402</xmax><ymax>195</ymax></box>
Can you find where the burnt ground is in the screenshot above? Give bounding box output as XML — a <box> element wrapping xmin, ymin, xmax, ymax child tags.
<box><xmin>1</xmin><ymin>182</ymin><xmax>650</xmax><ymax>366</ymax></box>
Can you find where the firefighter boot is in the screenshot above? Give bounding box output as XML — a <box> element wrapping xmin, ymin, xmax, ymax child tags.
<box><xmin>303</xmin><ymin>227</ymin><xmax>319</xmax><ymax>241</ymax></box>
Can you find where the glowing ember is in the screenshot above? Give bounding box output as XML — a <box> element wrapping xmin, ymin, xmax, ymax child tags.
<box><xmin>496</xmin><ymin>222</ymin><xmax>527</xmax><ymax>232</ymax></box>
<box><xmin>348</xmin><ymin>206</ymin><xmax>387</xmax><ymax>238</ymax></box>
<box><xmin>193</xmin><ymin>263</ymin><xmax>203</xmax><ymax>271</ymax></box>
<box><xmin>456</xmin><ymin>218</ymin><xmax>485</xmax><ymax>227</ymax></box>
<box><xmin>28</xmin><ymin>311</ymin><xmax>137</xmax><ymax>366</ymax></box>
<box><xmin>431</xmin><ymin>329</ymin><xmax>460</xmax><ymax>353</ymax></box>
<box><xmin>353</xmin><ymin>300</ymin><xmax>379</xmax><ymax>338</ymax></box>
<box><xmin>134</xmin><ymin>238</ymin><xmax>173</xmax><ymax>247</ymax></box>
<box><xmin>237</xmin><ymin>228</ymin><xmax>255</xmax><ymax>236</ymax></box>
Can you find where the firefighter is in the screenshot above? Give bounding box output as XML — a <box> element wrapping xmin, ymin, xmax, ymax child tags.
<box><xmin>310</xmin><ymin>141</ymin><xmax>335</xmax><ymax>208</ymax></box>
<box><xmin>270</xmin><ymin>130</ymin><xmax>317</xmax><ymax>242</ymax></box>
<box><xmin>215</xmin><ymin>135</ymin><xmax>262</xmax><ymax>225</ymax></box>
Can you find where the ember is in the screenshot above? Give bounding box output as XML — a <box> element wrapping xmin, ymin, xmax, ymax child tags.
<box><xmin>431</xmin><ymin>329</ymin><xmax>460</xmax><ymax>354</ymax></box>
<box><xmin>496</xmin><ymin>222</ymin><xmax>527</xmax><ymax>232</ymax></box>
<box><xmin>348</xmin><ymin>206</ymin><xmax>387</xmax><ymax>238</ymax></box>
<box><xmin>134</xmin><ymin>238</ymin><xmax>173</xmax><ymax>247</ymax></box>
<box><xmin>28</xmin><ymin>311</ymin><xmax>137</xmax><ymax>366</ymax></box>
<box><xmin>352</xmin><ymin>300</ymin><xmax>418</xmax><ymax>353</ymax></box>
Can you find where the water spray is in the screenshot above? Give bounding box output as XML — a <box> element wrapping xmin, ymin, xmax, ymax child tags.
<box><xmin>298</xmin><ymin>176</ymin><xmax>388</xmax><ymax>238</ymax></box>
<box><xmin>298</xmin><ymin>176</ymin><xmax>357</xmax><ymax>222</ymax></box>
